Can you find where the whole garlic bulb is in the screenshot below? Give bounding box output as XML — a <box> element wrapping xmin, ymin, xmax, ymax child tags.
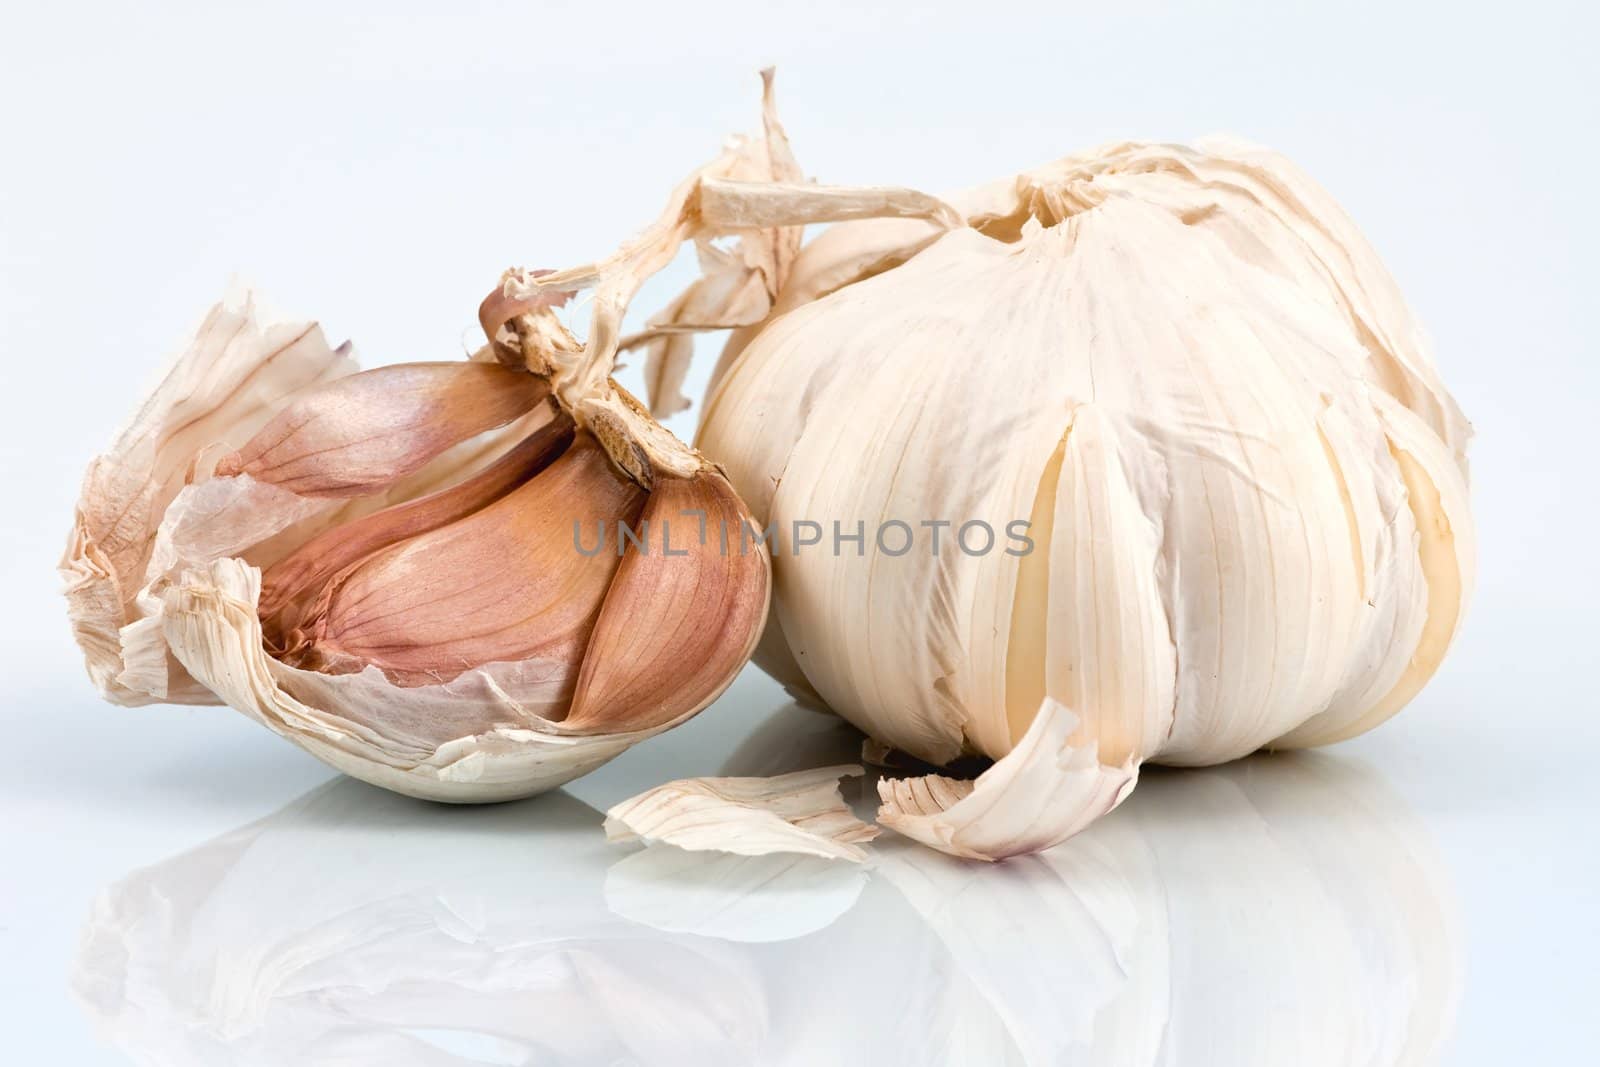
<box><xmin>61</xmin><ymin>281</ymin><xmax>769</xmax><ymax>802</ymax></box>
<box><xmin>568</xmin><ymin>78</ymin><xmax>1473</xmax><ymax>858</ymax></box>
<box><xmin>693</xmin><ymin>141</ymin><xmax>1475</xmax><ymax>858</ymax></box>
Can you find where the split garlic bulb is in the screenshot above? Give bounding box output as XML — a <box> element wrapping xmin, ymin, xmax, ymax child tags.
<box><xmin>569</xmin><ymin>82</ymin><xmax>1474</xmax><ymax>859</ymax></box>
<box><xmin>61</xmin><ymin>286</ymin><xmax>768</xmax><ymax>801</ymax></box>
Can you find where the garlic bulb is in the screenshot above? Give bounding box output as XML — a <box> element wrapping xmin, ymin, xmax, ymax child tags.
<box><xmin>559</xmin><ymin>85</ymin><xmax>1474</xmax><ymax>858</ymax></box>
<box><xmin>61</xmin><ymin>284</ymin><xmax>768</xmax><ymax>801</ymax></box>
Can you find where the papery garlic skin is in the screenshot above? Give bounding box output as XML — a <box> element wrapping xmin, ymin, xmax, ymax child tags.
<box><xmin>688</xmin><ymin>140</ymin><xmax>1474</xmax><ymax>855</ymax></box>
<box><xmin>62</xmin><ymin>299</ymin><xmax>358</xmax><ymax>706</ymax></box>
<box><xmin>62</xmin><ymin>288</ymin><xmax>770</xmax><ymax>801</ymax></box>
<box><xmin>605</xmin><ymin>766</ymin><xmax>879</xmax><ymax>863</ymax></box>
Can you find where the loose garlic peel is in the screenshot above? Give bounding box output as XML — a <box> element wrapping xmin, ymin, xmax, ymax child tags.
<box><xmin>62</xmin><ymin>283</ymin><xmax>770</xmax><ymax>802</ymax></box>
<box><xmin>557</xmin><ymin>83</ymin><xmax>1473</xmax><ymax>859</ymax></box>
<box><xmin>604</xmin><ymin>766</ymin><xmax>880</xmax><ymax>863</ymax></box>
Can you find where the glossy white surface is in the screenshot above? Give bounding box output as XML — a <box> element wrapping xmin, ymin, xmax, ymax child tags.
<box><xmin>75</xmin><ymin>727</ymin><xmax>1456</xmax><ymax>1066</ymax></box>
<box><xmin>7</xmin><ymin>663</ymin><xmax>1598</xmax><ymax>1064</ymax></box>
<box><xmin>3</xmin><ymin>2</ymin><xmax>1596</xmax><ymax>1063</ymax></box>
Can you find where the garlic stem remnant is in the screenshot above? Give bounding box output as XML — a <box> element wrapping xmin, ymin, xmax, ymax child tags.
<box><xmin>63</xmin><ymin>280</ymin><xmax>769</xmax><ymax>800</ymax></box>
<box><xmin>528</xmin><ymin>77</ymin><xmax>1474</xmax><ymax>858</ymax></box>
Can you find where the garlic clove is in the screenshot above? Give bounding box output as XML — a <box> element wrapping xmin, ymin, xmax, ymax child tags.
<box><xmin>1277</xmin><ymin>395</ymin><xmax>1475</xmax><ymax>748</ymax></box>
<box><xmin>1358</xmin><ymin>412</ymin><xmax>1474</xmax><ymax>723</ymax></box>
<box><xmin>1003</xmin><ymin>406</ymin><xmax>1178</xmax><ymax>767</ymax></box>
<box><xmin>215</xmin><ymin>362</ymin><xmax>550</xmax><ymax>498</ymax></box>
<box><xmin>258</xmin><ymin>415</ymin><xmax>576</xmax><ymax>650</ymax></box>
<box><xmin>565</xmin><ymin>468</ymin><xmax>769</xmax><ymax>733</ymax></box>
<box><xmin>298</xmin><ymin>432</ymin><xmax>645</xmax><ymax>688</ymax></box>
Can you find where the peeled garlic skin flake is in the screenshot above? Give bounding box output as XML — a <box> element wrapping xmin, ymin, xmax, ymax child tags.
<box><xmin>695</xmin><ymin>139</ymin><xmax>1475</xmax><ymax>858</ymax></box>
<box><xmin>604</xmin><ymin>765</ymin><xmax>879</xmax><ymax>863</ymax></box>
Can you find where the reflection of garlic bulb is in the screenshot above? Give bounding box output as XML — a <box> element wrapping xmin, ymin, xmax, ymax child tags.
<box><xmin>867</xmin><ymin>755</ymin><xmax>1459</xmax><ymax>1066</ymax></box>
<box><xmin>533</xmin><ymin>77</ymin><xmax>1475</xmax><ymax>857</ymax></box>
<box><xmin>75</xmin><ymin>785</ymin><xmax>768</xmax><ymax>1066</ymax></box>
<box><xmin>74</xmin><ymin>728</ymin><xmax>1457</xmax><ymax>1066</ymax></box>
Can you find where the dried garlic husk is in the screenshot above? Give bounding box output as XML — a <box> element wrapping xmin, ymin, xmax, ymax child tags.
<box><xmin>61</xmin><ymin>278</ymin><xmax>769</xmax><ymax>800</ymax></box>
<box><xmin>543</xmin><ymin>83</ymin><xmax>1474</xmax><ymax>858</ymax></box>
<box><xmin>604</xmin><ymin>765</ymin><xmax>878</xmax><ymax>862</ymax></box>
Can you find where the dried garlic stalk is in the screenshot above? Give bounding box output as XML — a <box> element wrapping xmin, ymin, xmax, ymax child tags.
<box><xmin>528</xmin><ymin>79</ymin><xmax>1475</xmax><ymax>858</ymax></box>
<box><xmin>604</xmin><ymin>765</ymin><xmax>879</xmax><ymax>862</ymax></box>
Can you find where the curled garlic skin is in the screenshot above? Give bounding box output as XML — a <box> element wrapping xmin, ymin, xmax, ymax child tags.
<box><xmin>61</xmin><ymin>285</ymin><xmax>770</xmax><ymax>801</ymax></box>
<box><xmin>604</xmin><ymin>766</ymin><xmax>880</xmax><ymax>863</ymax></box>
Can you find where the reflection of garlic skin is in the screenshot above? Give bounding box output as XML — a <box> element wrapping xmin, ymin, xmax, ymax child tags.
<box><xmin>62</xmin><ymin>289</ymin><xmax>769</xmax><ymax>801</ymax></box>
<box><xmin>74</xmin><ymin>740</ymin><xmax>1457</xmax><ymax>1066</ymax></box>
<box><xmin>685</xmin><ymin>138</ymin><xmax>1475</xmax><ymax>855</ymax></box>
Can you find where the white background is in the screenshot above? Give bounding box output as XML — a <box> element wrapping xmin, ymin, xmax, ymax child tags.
<box><xmin>2</xmin><ymin>2</ymin><xmax>1596</xmax><ymax>1063</ymax></box>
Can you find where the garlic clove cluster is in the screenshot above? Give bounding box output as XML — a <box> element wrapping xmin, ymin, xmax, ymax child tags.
<box><xmin>254</xmin><ymin>414</ymin><xmax>576</xmax><ymax>652</ymax></box>
<box><xmin>286</xmin><ymin>432</ymin><xmax>644</xmax><ymax>687</ymax></box>
<box><xmin>63</xmin><ymin>286</ymin><xmax>770</xmax><ymax>801</ymax></box>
